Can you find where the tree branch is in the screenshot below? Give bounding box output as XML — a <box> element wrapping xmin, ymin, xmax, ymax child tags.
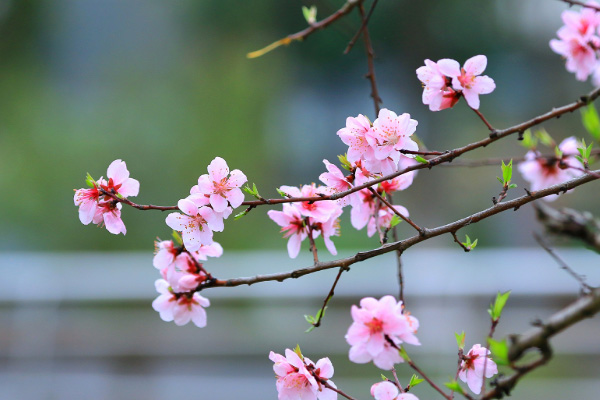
<box><xmin>535</xmin><ymin>202</ymin><xmax>600</xmax><ymax>252</ymax></box>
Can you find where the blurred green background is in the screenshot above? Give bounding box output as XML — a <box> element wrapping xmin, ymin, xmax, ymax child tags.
<box><xmin>0</xmin><ymin>0</ymin><xmax>598</xmax><ymax>253</ymax></box>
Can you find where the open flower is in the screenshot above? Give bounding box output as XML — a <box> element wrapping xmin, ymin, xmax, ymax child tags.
<box><xmin>345</xmin><ymin>296</ymin><xmax>420</xmax><ymax>370</ymax></box>
<box><xmin>337</xmin><ymin>114</ymin><xmax>375</xmax><ymax>164</ymax></box>
<box><xmin>196</xmin><ymin>157</ymin><xmax>247</xmax><ymax>212</ymax></box>
<box><xmin>367</xmin><ymin>109</ymin><xmax>419</xmax><ymax>165</ymax></box>
<box><xmin>371</xmin><ymin>381</ymin><xmax>419</xmax><ymax>400</ymax></box>
<box><xmin>268</xmin><ymin>203</ymin><xmax>308</xmax><ymax>258</ymax></box>
<box><xmin>438</xmin><ymin>55</ymin><xmax>496</xmax><ymax>109</ymax></box>
<box><xmin>165</xmin><ymin>198</ymin><xmax>218</xmax><ymax>251</ymax></box>
<box><xmin>458</xmin><ymin>344</ymin><xmax>498</xmax><ymax>394</ymax></box>
<box><xmin>416</xmin><ymin>59</ymin><xmax>461</xmax><ymax>111</ymax></box>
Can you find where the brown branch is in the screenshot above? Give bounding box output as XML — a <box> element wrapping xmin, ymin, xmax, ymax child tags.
<box><xmin>471</xmin><ymin>107</ymin><xmax>496</xmax><ymax>132</ymax></box>
<box><xmin>100</xmin><ymin>189</ymin><xmax>178</xmax><ymax>211</ymax></box>
<box><xmin>533</xmin><ymin>232</ymin><xmax>593</xmax><ymax>292</ymax></box>
<box><xmin>560</xmin><ymin>0</ymin><xmax>600</xmax><ymax>12</ymax></box>
<box><xmin>312</xmin><ymin>267</ymin><xmax>347</xmax><ymax>328</ymax></box>
<box><xmin>481</xmin><ymin>286</ymin><xmax>600</xmax><ymax>399</ymax></box>
<box><xmin>246</xmin><ymin>0</ymin><xmax>361</xmax><ymax>59</ymax></box>
<box><xmin>358</xmin><ymin>2</ymin><xmax>382</xmax><ymax>115</ymax></box>
<box><xmin>344</xmin><ymin>0</ymin><xmax>379</xmax><ymax>54</ymax></box>
<box><xmin>439</xmin><ymin>149</ymin><xmax>600</xmax><ymax>168</ymax></box>
<box><xmin>534</xmin><ymin>202</ymin><xmax>600</xmax><ymax>252</ymax></box>
<box><xmin>206</xmin><ymin>170</ymin><xmax>599</xmax><ymax>289</ymax></box>
<box><xmin>320</xmin><ymin>379</ymin><xmax>358</xmax><ymax>400</ymax></box>
<box><xmin>406</xmin><ymin>359</ymin><xmax>451</xmax><ymax>400</ymax></box>
<box><xmin>307</xmin><ymin>224</ymin><xmax>320</xmax><ymax>265</ymax></box>
<box><xmin>451</xmin><ymin>231</ymin><xmax>470</xmax><ymax>252</ymax></box>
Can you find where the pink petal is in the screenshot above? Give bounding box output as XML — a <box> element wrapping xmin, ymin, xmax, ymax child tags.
<box><xmin>315</xmin><ymin>357</ymin><xmax>334</xmax><ymax>379</ymax></box>
<box><xmin>210</xmin><ymin>193</ymin><xmax>228</xmax><ymax>212</ymax></box>
<box><xmin>464</xmin><ymin>55</ymin><xmax>487</xmax><ymax>75</ymax></box>
<box><xmin>118</xmin><ymin>178</ymin><xmax>140</xmax><ymax>197</ymax></box>
<box><xmin>178</xmin><ymin>198</ymin><xmax>198</xmax><ymax>217</ymax></box>
<box><xmin>437</xmin><ymin>58</ymin><xmax>461</xmax><ymax>77</ymax></box>
<box><xmin>196</xmin><ymin>175</ymin><xmax>213</xmax><ymax>194</ymax></box>
<box><xmin>166</xmin><ymin>213</ymin><xmax>190</xmax><ymax>231</ymax></box>
<box><xmin>372</xmin><ymin>381</ymin><xmax>399</xmax><ymax>400</ymax></box>
<box><xmin>348</xmin><ymin>344</ymin><xmax>372</xmax><ymax>364</ymax></box>
<box><xmin>466</xmin><ymin>371</ymin><xmax>483</xmax><ymax>394</ymax></box>
<box><xmin>225</xmin><ymin>188</ymin><xmax>245</xmax><ymax>209</ymax></box>
<box><xmin>472</xmin><ymin>76</ymin><xmax>496</xmax><ymax>95</ymax></box>
<box><xmin>207</xmin><ymin>157</ymin><xmax>229</xmax><ymax>181</ymax></box>
<box><xmin>106</xmin><ymin>159</ymin><xmax>130</xmax><ymax>185</ymax></box>
<box><xmin>287</xmin><ymin>234</ymin><xmax>303</xmax><ymax>259</ymax></box>
<box><xmin>104</xmin><ymin>211</ymin><xmax>126</xmax><ymax>235</ymax></box>
<box><xmin>228</xmin><ymin>169</ymin><xmax>247</xmax><ymax>187</ymax></box>
<box><xmin>190</xmin><ymin>304</ymin><xmax>208</xmax><ymax>328</ymax></box>
<box><xmin>463</xmin><ymin>89</ymin><xmax>481</xmax><ymax>109</ymax></box>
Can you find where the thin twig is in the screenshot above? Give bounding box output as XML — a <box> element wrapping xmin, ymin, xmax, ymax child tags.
<box><xmin>560</xmin><ymin>0</ymin><xmax>600</xmax><ymax>12</ymax></box>
<box><xmin>407</xmin><ymin>359</ymin><xmax>451</xmax><ymax>400</ymax></box>
<box><xmin>246</xmin><ymin>0</ymin><xmax>361</xmax><ymax>58</ymax></box>
<box><xmin>312</xmin><ymin>267</ymin><xmax>347</xmax><ymax>328</ymax></box>
<box><xmin>368</xmin><ymin>187</ymin><xmax>424</xmax><ymax>234</ymax></box>
<box><xmin>307</xmin><ymin>224</ymin><xmax>320</xmax><ymax>265</ymax></box>
<box><xmin>358</xmin><ymin>2</ymin><xmax>382</xmax><ymax>115</ymax></box>
<box><xmin>471</xmin><ymin>107</ymin><xmax>496</xmax><ymax>132</ymax></box>
<box><xmin>533</xmin><ymin>232</ymin><xmax>592</xmax><ymax>292</ymax></box>
<box><xmin>344</xmin><ymin>0</ymin><xmax>379</xmax><ymax>54</ymax></box>
<box><xmin>389</xmin><ymin>193</ymin><xmax>405</xmax><ymax>306</ymax></box>
<box><xmin>451</xmin><ymin>231</ymin><xmax>470</xmax><ymax>252</ymax></box>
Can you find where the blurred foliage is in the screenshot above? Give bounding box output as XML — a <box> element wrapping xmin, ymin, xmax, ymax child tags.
<box><xmin>0</xmin><ymin>0</ymin><xmax>598</xmax><ymax>251</ymax></box>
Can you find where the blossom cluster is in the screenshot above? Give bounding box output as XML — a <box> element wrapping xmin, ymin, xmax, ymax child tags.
<box><xmin>345</xmin><ymin>296</ymin><xmax>420</xmax><ymax>370</ymax></box>
<box><xmin>270</xmin><ymin>348</ymin><xmax>337</xmax><ymax>400</ymax></box>
<box><xmin>458</xmin><ymin>344</ymin><xmax>498</xmax><ymax>394</ymax></box>
<box><xmin>268</xmin><ymin>108</ymin><xmax>418</xmax><ymax>259</ymax></box>
<box><xmin>73</xmin><ymin>159</ymin><xmax>140</xmax><ymax>235</ymax></box>
<box><xmin>518</xmin><ymin>136</ymin><xmax>584</xmax><ymax>201</ymax></box>
<box><xmin>550</xmin><ymin>2</ymin><xmax>600</xmax><ymax>84</ymax></box>
<box><xmin>416</xmin><ymin>55</ymin><xmax>495</xmax><ymax>111</ymax></box>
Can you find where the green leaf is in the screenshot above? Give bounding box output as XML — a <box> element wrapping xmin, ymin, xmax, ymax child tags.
<box><xmin>293</xmin><ymin>344</ymin><xmax>303</xmax><ymax>359</ymax></box>
<box><xmin>234</xmin><ymin>209</ymin><xmax>248</xmax><ymax>220</ymax></box>
<box><xmin>171</xmin><ymin>230</ymin><xmax>183</xmax><ymax>245</ymax></box>
<box><xmin>488</xmin><ymin>290</ymin><xmax>511</xmax><ymax>321</ymax></box>
<box><xmin>455</xmin><ymin>331</ymin><xmax>466</xmax><ymax>350</ymax></box>
<box><xmin>243</xmin><ymin>184</ymin><xmax>255</xmax><ymax>196</ymax></box>
<box><xmin>496</xmin><ymin>176</ymin><xmax>504</xmax><ymax>184</ymax></box>
<box><xmin>415</xmin><ymin>155</ymin><xmax>428</xmax><ymax>164</ymax></box>
<box><xmin>471</xmin><ymin>238</ymin><xmax>478</xmax><ymax>249</ymax></box>
<box><xmin>389</xmin><ymin>214</ymin><xmax>402</xmax><ymax>228</ymax></box>
<box><xmin>304</xmin><ymin>314</ymin><xmax>315</xmax><ymax>324</ymax></box>
<box><xmin>508</xmin><ymin>183</ymin><xmax>518</xmax><ymax>189</ymax></box>
<box><xmin>408</xmin><ymin>374</ymin><xmax>425</xmax><ymax>388</ymax></box>
<box><xmin>85</xmin><ymin>173</ymin><xmax>96</xmax><ymax>188</ymax></box>
<box><xmin>398</xmin><ymin>346</ymin><xmax>411</xmax><ymax>362</ymax></box>
<box><xmin>554</xmin><ymin>146</ymin><xmax>563</xmax><ymax>159</ymax></box>
<box><xmin>581</xmin><ymin>103</ymin><xmax>600</xmax><ymax>141</ymax></box>
<box><xmin>338</xmin><ymin>153</ymin><xmax>352</xmax><ymax>171</ymax></box>
<box><xmin>276</xmin><ymin>188</ymin><xmax>288</xmax><ymax>198</ymax></box>
<box><xmin>315</xmin><ymin>306</ymin><xmax>327</xmax><ymax>320</ymax></box>
<box><xmin>444</xmin><ymin>380</ymin><xmax>464</xmax><ymax>394</ymax></box>
<box><xmin>380</xmin><ymin>374</ymin><xmax>388</xmax><ymax>381</ymax></box>
<box><xmin>488</xmin><ymin>338</ymin><xmax>509</xmax><ymax>365</ymax></box>
<box><xmin>535</xmin><ymin>129</ymin><xmax>555</xmax><ymax>147</ymax></box>
<box><xmin>520</xmin><ymin>129</ymin><xmax>537</xmax><ymax>149</ymax></box>
<box><xmin>302</xmin><ymin>5</ymin><xmax>317</xmax><ymax>25</ymax></box>
<box><xmin>501</xmin><ymin>159</ymin><xmax>513</xmax><ymax>184</ymax></box>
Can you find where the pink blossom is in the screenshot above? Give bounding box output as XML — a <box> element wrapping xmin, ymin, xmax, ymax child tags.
<box><xmin>337</xmin><ymin>114</ymin><xmax>375</xmax><ymax>164</ymax></box>
<box><xmin>192</xmin><ymin>242</ymin><xmax>224</xmax><ymax>261</ymax></box>
<box><xmin>196</xmin><ymin>157</ymin><xmax>247</xmax><ymax>212</ymax></box>
<box><xmin>438</xmin><ymin>56</ymin><xmax>495</xmax><ymax>109</ymax></box>
<box><xmin>172</xmin><ymin>292</ymin><xmax>210</xmax><ymax>327</ymax></box>
<box><xmin>165</xmin><ymin>252</ymin><xmax>208</xmax><ymax>292</ymax></box>
<box><xmin>92</xmin><ymin>201</ymin><xmax>127</xmax><ymax>235</ymax></box>
<box><xmin>458</xmin><ymin>344</ymin><xmax>498</xmax><ymax>394</ymax></box>
<box><xmin>350</xmin><ymin>189</ymin><xmax>377</xmax><ymax>231</ymax></box>
<box><xmin>152</xmin><ymin>279</ymin><xmax>177</xmax><ymax>322</ymax></box>
<box><xmin>269</xmin><ymin>349</ymin><xmax>337</xmax><ymax>400</ymax></box>
<box><xmin>367</xmin><ymin>109</ymin><xmax>419</xmax><ymax>167</ymax></box>
<box><xmin>319</xmin><ymin>159</ymin><xmax>354</xmax><ymax>206</ymax></box>
<box><xmin>345</xmin><ymin>296</ymin><xmax>420</xmax><ymax>370</ymax></box>
<box><xmin>550</xmin><ymin>33</ymin><xmax>598</xmax><ymax>81</ymax></box>
<box><xmin>380</xmin><ymin>156</ymin><xmax>418</xmax><ymax>194</ymax></box>
<box><xmin>279</xmin><ymin>184</ymin><xmax>340</xmax><ymax>223</ymax></box>
<box><xmin>268</xmin><ymin>203</ymin><xmax>308</xmax><ymax>258</ymax></box>
<box><xmin>153</xmin><ymin>240</ymin><xmax>179</xmax><ymax>270</ymax></box>
<box><xmin>165</xmin><ymin>198</ymin><xmax>218</xmax><ymax>251</ymax></box>
<box><xmin>74</xmin><ymin>183</ymin><xmax>102</xmax><ymax>225</ymax></box>
<box><xmin>416</xmin><ymin>59</ymin><xmax>461</xmax><ymax>111</ymax></box>
<box><xmin>366</xmin><ymin>205</ymin><xmax>409</xmax><ymax>238</ymax></box>
<box><xmin>312</xmin><ymin>207</ymin><xmax>343</xmax><ymax>256</ymax></box>
<box><xmin>101</xmin><ymin>159</ymin><xmax>140</xmax><ymax>198</ymax></box>
<box><xmin>558</xmin><ymin>2</ymin><xmax>600</xmax><ymax>40</ymax></box>
<box><xmin>370</xmin><ymin>381</ymin><xmax>419</xmax><ymax>400</ymax></box>
<box><xmin>517</xmin><ymin>137</ymin><xmax>584</xmax><ymax>201</ymax></box>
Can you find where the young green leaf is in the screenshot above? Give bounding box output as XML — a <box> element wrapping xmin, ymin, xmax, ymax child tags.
<box><xmin>380</xmin><ymin>374</ymin><xmax>388</xmax><ymax>381</ymax></box>
<box><xmin>444</xmin><ymin>380</ymin><xmax>464</xmax><ymax>394</ymax></box>
<box><xmin>302</xmin><ymin>5</ymin><xmax>317</xmax><ymax>25</ymax></box>
<box><xmin>276</xmin><ymin>188</ymin><xmax>289</xmax><ymax>198</ymax></box>
<box><xmin>488</xmin><ymin>290</ymin><xmax>511</xmax><ymax>322</ymax></box>
<box><xmin>415</xmin><ymin>155</ymin><xmax>428</xmax><ymax>164</ymax></box>
<box><xmin>455</xmin><ymin>331</ymin><xmax>466</xmax><ymax>350</ymax></box>
<box><xmin>389</xmin><ymin>214</ymin><xmax>402</xmax><ymax>228</ymax></box>
<box><xmin>234</xmin><ymin>209</ymin><xmax>248</xmax><ymax>220</ymax></box>
<box><xmin>488</xmin><ymin>338</ymin><xmax>509</xmax><ymax>365</ymax></box>
<box><xmin>535</xmin><ymin>129</ymin><xmax>555</xmax><ymax>147</ymax></box>
<box><xmin>293</xmin><ymin>344</ymin><xmax>303</xmax><ymax>359</ymax></box>
<box><xmin>501</xmin><ymin>160</ymin><xmax>513</xmax><ymax>184</ymax></box>
<box><xmin>85</xmin><ymin>172</ymin><xmax>96</xmax><ymax>188</ymax></box>
<box><xmin>398</xmin><ymin>346</ymin><xmax>411</xmax><ymax>362</ymax></box>
<box><xmin>171</xmin><ymin>230</ymin><xmax>183</xmax><ymax>245</ymax></box>
<box><xmin>408</xmin><ymin>374</ymin><xmax>425</xmax><ymax>388</ymax></box>
<box><xmin>520</xmin><ymin>129</ymin><xmax>537</xmax><ymax>149</ymax></box>
<box><xmin>581</xmin><ymin>103</ymin><xmax>600</xmax><ymax>141</ymax></box>
<box><xmin>338</xmin><ymin>153</ymin><xmax>352</xmax><ymax>171</ymax></box>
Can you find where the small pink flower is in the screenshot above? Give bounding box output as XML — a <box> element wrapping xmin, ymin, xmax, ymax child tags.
<box><xmin>337</xmin><ymin>114</ymin><xmax>375</xmax><ymax>164</ymax></box>
<box><xmin>416</xmin><ymin>59</ymin><xmax>461</xmax><ymax>111</ymax></box>
<box><xmin>172</xmin><ymin>292</ymin><xmax>210</xmax><ymax>327</ymax></box>
<box><xmin>92</xmin><ymin>201</ymin><xmax>127</xmax><ymax>235</ymax></box>
<box><xmin>345</xmin><ymin>296</ymin><xmax>420</xmax><ymax>370</ymax></box>
<box><xmin>165</xmin><ymin>198</ymin><xmax>218</xmax><ymax>251</ymax></box>
<box><xmin>458</xmin><ymin>344</ymin><xmax>498</xmax><ymax>394</ymax></box>
<box><xmin>268</xmin><ymin>204</ymin><xmax>308</xmax><ymax>258</ymax></box>
<box><xmin>278</xmin><ymin>184</ymin><xmax>340</xmax><ymax>223</ymax></box>
<box><xmin>518</xmin><ymin>137</ymin><xmax>584</xmax><ymax>201</ymax></box>
<box><xmin>319</xmin><ymin>159</ymin><xmax>354</xmax><ymax>206</ymax></box>
<box><xmin>366</xmin><ymin>205</ymin><xmax>409</xmax><ymax>238</ymax></box>
<box><xmin>367</xmin><ymin>109</ymin><xmax>419</xmax><ymax>166</ymax></box>
<box><xmin>438</xmin><ymin>55</ymin><xmax>495</xmax><ymax>110</ymax></box>
<box><xmin>101</xmin><ymin>159</ymin><xmax>140</xmax><ymax>198</ymax></box>
<box><xmin>74</xmin><ymin>183</ymin><xmax>102</xmax><ymax>225</ymax></box>
<box><xmin>550</xmin><ymin>34</ymin><xmax>598</xmax><ymax>81</ymax></box>
<box><xmin>269</xmin><ymin>349</ymin><xmax>337</xmax><ymax>400</ymax></box>
<box><xmin>152</xmin><ymin>279</ymin><xmax>177</xmax><ymax>322</ymax></box>
<box><xmin>196</xmin><ymin>157</ymin><xmax>247</xmax><ymax>212</ymax></box>
<box><xmin>558</xmin><ymin>2</ymin><xmax>600</xmax><ymax>39</ymax></box>
<box><xmin>153</xmin><ymin>240</ymin><xmax>179</xmax><ymax>270</ymax></box>
<box><xmin>380</xmin><ymin>156</ymin><xmax>418</xmax><ymax>194</ymax></box>
<box><xmin>311</xmin><ymin>207</ymin><xmax>343</xmax><ymax>256</ymax></box>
